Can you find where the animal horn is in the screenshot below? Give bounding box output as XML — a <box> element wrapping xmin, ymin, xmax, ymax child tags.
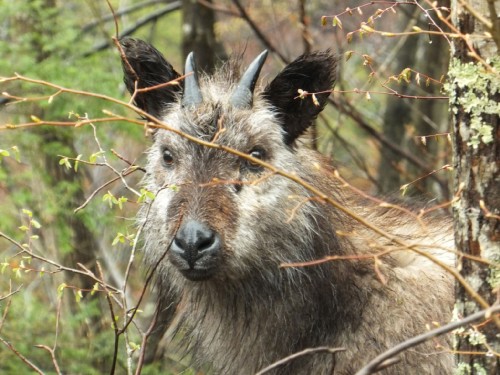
<box><xmin>230</xmin><ymin>50</ymin><xmax>268</xmax><ymax>108</ymax></box>
<box><xmin>182</xmin><ymin>52</ymin><xmax>203</xmax><ymax>107</ymax></box>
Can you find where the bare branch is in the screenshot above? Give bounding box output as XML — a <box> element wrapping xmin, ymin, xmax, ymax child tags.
<box><xmin>34</xmin><ymin>345</ymin><xmax>62</xmax><ymax>375</ymax></box>
<box><xmin>355</xmin><ymin>304</ymin><xmax>500</xmax><ymax>375</ymax></box>
<box><xmin>82</xmin><ymin>2</ymin><xmax>182</xmax><ymax>57</ymax></box>
<box><xmin>232</xmin><ymin>0</ymin><xmax>288</xmax><ymax>63</ymax></box>
<box><xmin>0</xmin><ymin>284</ymin><xmax>22</xmax><ymax>302</ymax></box>
<box><xmin>81</xmin><ymin>0</ymin><xmax>167</xmax><ymax>34</ymax></box>
<box><xmin>134</xmin><ymin>303</ymin><xmax>160</xmax><ymax>375</ymax></box>
<box><xmin>0</xmin><ymin>337</ymin><xmax>45</xmax><ymax>374</ymax></box>
<box><xmin>255</xmin><ymin>346</ymin><xmax>346</xmax><ymax>375</ymax></box>
<box><xmin>457</xmin><ymin>0</ymin><xmax>493</xmax><ymax>29</ymax></box>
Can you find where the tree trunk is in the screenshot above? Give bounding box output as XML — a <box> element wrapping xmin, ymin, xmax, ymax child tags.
<box><xmin>378</xmin><ymin>5</ymin><xmax>451</xmax><ymax>199</ymax></box>
<box><xmin>450</xmin><ymin>0</ymin><xmax>499</xmax><ymax>373</ymax></box>
<box><xmin>378</xmin><ymin>9</ymin><xmax>424</xmax><ymax>194</ymax></box>
<box><xmin>182</xmin><ymin>0</ymin><xmax>226</xmax><ymax>73</ymax></box>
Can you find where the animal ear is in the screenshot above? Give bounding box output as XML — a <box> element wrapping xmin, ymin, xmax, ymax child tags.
<box><xmin>120</xmin><ymin>37</ymin><xmax>182</xmax><ymax>118</ymax></box>
<box><xmin>262</xmin><ymin>50</ymin><xmax>337</xmax><ymax>145</ymax></box>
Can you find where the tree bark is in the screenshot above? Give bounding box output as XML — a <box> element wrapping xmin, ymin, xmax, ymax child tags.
<box><xmin>450</xmin><ymin>0</ymin><xmax>500</xmax><ymax>373</ymax></box>
<box><xmin>182</xmin><ymin>0</ymin><xmax>226</xmax><ymax>73</ymax></box>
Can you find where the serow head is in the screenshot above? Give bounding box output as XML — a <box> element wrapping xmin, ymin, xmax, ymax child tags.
<box><xmin>120</xmin><ymin>37</ymin><xmax>337</xmax><ymax>282</ymax></box>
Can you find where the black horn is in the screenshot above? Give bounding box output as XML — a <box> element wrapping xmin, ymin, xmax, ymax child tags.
<box><xmin>182</xmin><ymin>52</ymin><xmax>203</xmax><ymax>107</ymax></box>
<box><xmin>230</xmin><ymin>50</ymin><xmax>268</xmax><ymax>108</ymax></box>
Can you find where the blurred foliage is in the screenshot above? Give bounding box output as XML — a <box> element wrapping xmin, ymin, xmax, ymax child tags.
<box><xmin>0</xmin><ymin>1</ymin><xmax>182</xmax><ymax>373</ymax></box>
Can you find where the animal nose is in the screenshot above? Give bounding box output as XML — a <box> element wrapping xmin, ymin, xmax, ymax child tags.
<box><xmin>171</xmin><ymin>220</ymin><xmax>221</xmax><ymax>267</ymax></box>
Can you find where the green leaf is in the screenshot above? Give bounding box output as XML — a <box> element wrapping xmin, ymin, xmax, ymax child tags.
<box><xmin>333</xmin><ymin>16</ymin><xmax>342</xmax><ymax>29</ymax></box>
<box><xmin>31</xmin><ymin>219</ymin><xmax>41</xmax><ymax>229</ymax></box>
<box><xmin>103</xmin><ymin>191</ymin><xmax>115</xmax><ymax>208</ymax></box>
<box><xmin>59</xmin><ymin>157</ymin><xmax>72</xmax><ymax>169</ymax></box>
<box><xmin>11</xmin><ymin>146</ymin><xmax>20</xmax><ymax>162</ymax></box>
<box><xmin>400</xmin><ymin>183</ymin><xmax>409</xmax><ymax>196</ymax></box>
<box><xmin>117</xmin><ymin>196</ymin><xmax>128</xmax><ymax>210</ymax></box>
<box><xmin>75</xmin><ymin>290</ymin><xmax>83</xmax><ymax>303</ymax></box>
<box><xmin>90</xmin><ymin>282</ymin><xmax>99</xmax><ymax>296</ymax></box>
<box><xmin>57</xmin><ymin>283</ymin><xmax>67</xmax><ymax>299</ymax></box>
<box><xmin>129</xmin><ymin>342</ymin><xmax>141</xmax><ymax>352</ymax></box>
<box><xmin>0</xmin><ymin>149</ymin><xmax>10</xmax><ymax>161</ymax></box>
<box><xmin>1</xmin><ymin>261</ymin><xmax>9</xmax><ymax>274</ymax></box>
<box><xmin>22</xmin><ymin>209</ymin><xmax>33</xmax><ymax>218</ymax></box>
<box><xmin>344</xmin><ymin>51</ymin><xmax>354</xmax><ymax>62</ymax></box>
<box><xmin>138</xmin><ymin>188</ymin><xmax>156</xmax><ymax>203</ymax></box>
<box><xmin>360</xmin><ymin>24</ymin><xmax>374</xmax><ymax>33</ymax></box>
<box><xmin>112</xmin><ymin>232</ymin><xmax>125</xmax><ymax>246</ymax></box>
<box><xmin>89</xmin><ymin>150</ymin><xmax>105</xmax><ymax>163</ymax></box>
<box><xmin>74</xmin><ymin>154</ymin><xmax>82</xmax><ymax>172</ymax></box>
<box><xmin>399</xmin><ymin>68</ymin><xmax>411</xmax><ymax>84</ymax></box>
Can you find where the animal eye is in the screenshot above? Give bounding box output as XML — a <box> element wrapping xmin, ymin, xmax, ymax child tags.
<box><xmin>162</xmin><ymin>149</ymin><xmax>175</xmax><ymax>167</ymax></box>
<box><xmin>245</xmin><ymin>147</ymin><xmax>266</xmax><ymax>172</ymax></box>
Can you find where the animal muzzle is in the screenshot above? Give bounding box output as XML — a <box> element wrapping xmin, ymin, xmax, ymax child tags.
<box><xmin>169</xmin><ymin>219</ymin><xmax>222</xmax><ymax>281</ymax></box>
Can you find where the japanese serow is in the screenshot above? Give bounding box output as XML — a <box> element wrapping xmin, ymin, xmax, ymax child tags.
<box><xmin>120</xmin><ymin>38</ymin><xmax>454</xmax><ymax>374</ymax></box>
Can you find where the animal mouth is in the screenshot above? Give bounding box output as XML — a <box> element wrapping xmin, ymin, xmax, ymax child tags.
<box><xmin>180</xmin><ymin>267</ymin><xmax>217</xmax><ymax>281</ymax></box>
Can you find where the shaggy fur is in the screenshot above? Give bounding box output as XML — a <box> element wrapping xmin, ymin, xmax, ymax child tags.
<box><xmin>120</xmin><ymin>38</ymin><xmax>454</xmax><ymax>374</ymax></box>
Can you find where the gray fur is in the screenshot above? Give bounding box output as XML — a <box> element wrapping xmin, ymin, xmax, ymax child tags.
<box><xmin>121</xmin><ymin>38</ymin><xmax>454</xmax><ymax>374</ymax></box>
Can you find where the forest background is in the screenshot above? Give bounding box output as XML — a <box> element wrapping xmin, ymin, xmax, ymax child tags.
<box><xmin>0</xmin><ymin>0</ymin><xmax>498</xmax><ymax>374</ymax></box>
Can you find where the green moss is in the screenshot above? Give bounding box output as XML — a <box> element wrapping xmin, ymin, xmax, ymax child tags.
<box><xmin>472</xmin><ymin>363</ymin><xmax>488</xmax><ymax>375</ymax></box>
<box><xmin>446</xmin><ymin>57</ymin><xmax>500</xmax><ymax>148</ymax></box>
<box><xmin>455</xmin><ymin>362</ymin><xmax>472</xmax><ymax>375</ymax></box>
<box><xmin>454</xmin><ymin>362</ymin><xmax>488</xmax><ymax>375</ymax></box>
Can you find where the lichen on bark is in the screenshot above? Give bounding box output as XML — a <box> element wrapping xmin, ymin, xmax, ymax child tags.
<box><xmin>446</xmin><ymin>57</ymin><xmax>500</xmax><ymax>148</ymax></box>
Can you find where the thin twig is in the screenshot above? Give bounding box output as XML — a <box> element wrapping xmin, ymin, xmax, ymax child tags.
<box><xmin>255</xmin><ymin>346</ymin><xmax>346</xmax><ymax>375</ymax></box>
<box><xmin>0</xmin><ymin>337</ymin><xmax>45</xmax><ymax>374</ymax></box>
<box><xmin>81</xmin><ymin>0</ymin><xmax>166</xmax><ymax>34</ymax></box>
<box><xmin>355</xmin><ymin>304</ymin><xmax>500</xmax><ymax>375</ymax></box>
<box><xmin>119</xmin><ymin>192</ymin><xmax>178</xmax><ymax>335</ymax></box>
<box><xmin>0</xmin><ymin>231</ymin><xmax>120</xmax><ymax>293</ymax></box>
<box><xmin>34</xmin><ymin>345</ymin><xmax>62</xmax><ymax>375</ymax></box>
<box><xmin>134</xmin><ymin>303</ymin><xmax>161</xmax><ymax>375</ymax></box>
<box><xmin>95</xmin><ymin>261</ymin><xmax>120</xmax><ymax>375</ymax></box>
<box><xmin>0</xmin><ymin>282</ymin><xmax>21</xmax><ymax>335</ymax></box>
<box><xmin>457</xmin><ymin>0</ymin><xmax>492</xmax><ymax>29</ymax></box>
<box><xmin>74</xmin><ymin>166</ymin><xmax>141</xmax><ymax>213</ymax></box>
<box><xmin>82</xmin><ymin>2</ymin><xmax>181</xmax><ymax>57</ymax></box>
<box><xmin>0</xmin><ymin>284</ymin><xmax>22</xmax><ymax>302</ymax></box>
<box><xmin>232</xmin><ymin>0</ymin><xmax>288</xmax><ymax>63</ymax></box>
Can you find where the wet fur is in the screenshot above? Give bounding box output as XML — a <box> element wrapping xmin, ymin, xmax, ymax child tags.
<box><xmin>121</xmin><ymin>38</ymin><xmax>454</xmax><ymax>374</ymax></box>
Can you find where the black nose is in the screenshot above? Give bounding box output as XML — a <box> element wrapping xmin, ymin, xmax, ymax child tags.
<box><xmin>170</xmin><ymin>220</ymin><xmax>221</xmax><ymax>267</ymax></box>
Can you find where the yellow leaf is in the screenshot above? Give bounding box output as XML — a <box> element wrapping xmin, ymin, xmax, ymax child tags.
<box><xmin>360</xmin><ymin>24</ymin><xmax>374</xmax><ymax>32</ymax></box>
<box><xmin>333</xmin><ymin>16</ymin><xmax>343</xmax><ymax>30</ymax></box>
<box><xmin>344</xmin><ymin>50</ymin><xmax>354</xmax><ymax>62</ymax></box>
